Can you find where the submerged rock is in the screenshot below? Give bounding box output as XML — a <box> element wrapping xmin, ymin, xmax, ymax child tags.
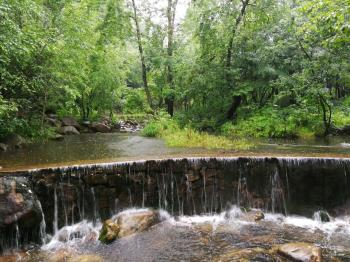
<box><xmin>277</xmin><ymin>242</ymin><xmax>322</xmax><ymax>262</ymax></box>
<box><xmin>214</xmin><ymin>247</ymin><xmax>275</xmax><ymax>262</ymax></box>
<box><xmin>99</xmin><ymin>210</ymin><xmax>161</xmax><ymax>244</ymax></box>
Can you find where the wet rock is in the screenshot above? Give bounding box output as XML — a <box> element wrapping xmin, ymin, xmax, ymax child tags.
<box><xmin>69</xmin><ymin>255</ymin><xmax>104</xmax><ymax>262</ymax></box>
<box><xmin>0</xmin><ymin>143</ymin><xmax>7</xmax><ymax>151</ymax></box>
<box><xmin>60</xmin><ymin>126</ymin><xmax>80</xmax><ymax>135</ymax></box>
<box><xmin>48</xmin><ymin>249</ymin><xmax>72</xmax><ymax>262</ymax></box>
<box><xmin>313</xmin><ymin>210</ymin><xmax>331</xmax><ymax>223</ymax></box>
<box><xmin>117</xmin><ymin>209</ymin><xmax>160</xmax><ymax>237</ymax></box>
<box><xmin>99</xmin><ymin>210</ymin><xmax>161</xmax><ymax>244</ymax></box>
<box><xmin>47</xmin><ymin>117</ymin><xmax>62</xmax><ymax>128</ymax></box>
<box><xmin>214</xmin><ymin>247</ymin><xmax>275</xmax><ymax>262</ymax></box>
<box><xmin>61</xmin><ymin>117</ymin><xmax>80</xmax><ymax>129</ymax></box>
<box><xmin>113</xmin><ymin>122</ymin><xmax>121</xmax><ymax>131</ymax></box>
<box><xmin>0</xmin><ymin>177</ymin><xmax>42</xmax><ymax>229</ymax></box>
<box><xmin>118</xmin><ymin>120</ymin><xmax>142</xmax><ymax>133</ymax></box>
<box><xmin>99</xmin><ymin>219</ymin><xmax>120</xmax><ymax>244</ymax></box>
<box><xmin>277</xmin><ymin>242</ymin><xmax>322</xmax><ymax>262</ymax></box>
<box><xmin>254</xmin><ymin>211</ymin><xmax>265</xmax><ymax>222</ymax></box>
<box><xmin>90</xmin><ymin>122</ymin><xmax>111</xmax><ymax>133</ymax></box>
<box><xmin>0</xmin><ymin>251</ymin><xmax>28</xmax><ymax>262</ymax></box>
<box><xmin>186</xmin><ymin>171</ymin><xmax>200</xmax><ymax>182</ymax></box>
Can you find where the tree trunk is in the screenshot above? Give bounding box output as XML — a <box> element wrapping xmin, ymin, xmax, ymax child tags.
<box><xmin>225</xmin><ymin>0</ymin><xmax>250</xmax><ymax>120</ymax></box>
<box><xmin>226</xmin><ymin>96</ymin><xmax>242</xmax><ymax>120</ymax></box>
<box><xmin>165</xmin><ymin>0</ymin><xmax>177</xmax><ymax>116</ymax></box>
<box><xmin>131</xmin><ymin>0</ymin><xmax>153</xmax><ymax>110</ymax></box>
<box><xmin>318</xmin><ymin>94</ymin><xmax>332</xmax><ymax>136</ymax></box>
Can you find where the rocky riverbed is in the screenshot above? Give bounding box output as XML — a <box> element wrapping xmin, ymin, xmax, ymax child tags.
<box><xmin>3</xmin><ymin>207</ymin><xmax>349</xmax><ymax>261</ymax></box>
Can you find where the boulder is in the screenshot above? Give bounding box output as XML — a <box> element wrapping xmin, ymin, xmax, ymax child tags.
<box><xmin>119</xmin><ymin>210</ymin><xmax>160</xmax><ymax>238</ymax></box>
<box><xmin>90</xmin><ymin>122</ymin><xmax>111</xmax><ymax>133</ymax></box>
<box><xmin>47</xmin><ymin>117</ymin><xmax>61</xmax><ymax>128</ymax></box>
<box><xmin>99</xmin><ymin>210</ymin><xmax>161</xmax><ymax>244</ymax></box>
<box><xmin>277</xmin><ymin>242</ymin><xmax>322</xmax><ymax>262</ymax></box>
<box><xmin>0</xmin><ymin>143</ymin><xmax>7</xmax><ymax>152</ymax></box>
<box><xmin>99</xmin><ymin>219</ymin><xmax>120</xmax><ymax>244</ymax></box>
<box><xmin>61</xmin><ymin>117</ymin><xmax>80</xmax><ymax>129</ymax></box>
<box><xmin>60</xmin><ymin>126</ymin><xmax>80</xmax><ymax>135</ymax></box>
<box><xmin>0</xmin><ymin>177</ymin><xmax>42</xmax><ymax>229</ymax></box>
<box><xmin>254</xmin><ymin>211</ymin><xmax>265</xmax><ymax>222</ymax></box>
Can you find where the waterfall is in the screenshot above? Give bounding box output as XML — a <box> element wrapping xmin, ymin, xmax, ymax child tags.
<box><xmin>270</xmin><ymin>168</ymin><xmax>287</xmax><ymax>215</ymax></box>
<box><xmin>14</xmin><ymin>216</ymin><xmax>19</xmax><ymax>251</ymax></box>
<box><xmin>91</xmin><ymin>187</ymin><xmax>100</xmax><ymax>225</ymax></box>
<box><xmin>53</xmin><ymin>187</ymin><xmax>58</xmax><ymax>234</ymax></box>
<box><xmin>2</xmin><ymin>156</ymin><xmax>350</xmax><ymax>251</ymax></box>
<box><xmin>37</xmin><ymin>200</ymin><xmax>47</xmax><ymax>244</ymax></box>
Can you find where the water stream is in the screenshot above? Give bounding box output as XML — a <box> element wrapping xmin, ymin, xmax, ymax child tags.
<box><xmin>1</xmin><ymin>135</ymin><xmax>350</xmax><ymax>260</ymax></box>
<box><xmin>18</xmin><ymin>207</ymin><xmax>350</xmax><ymax>261</ymax></box>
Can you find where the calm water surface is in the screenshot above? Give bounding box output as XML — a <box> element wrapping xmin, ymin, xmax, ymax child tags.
<box><xmin>1</xmin><ymin>133</ymin><xmax>350</xmax><ymax>171</ymax></box>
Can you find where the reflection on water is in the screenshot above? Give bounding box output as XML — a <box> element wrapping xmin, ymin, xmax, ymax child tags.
<box><xmin>1</xmin><ymin>133</ymin><xmax>350</xmax><ymax>171</ymax></box>
<box><xmin>15</xmin><ymin>207</ymin><xmax>350</xmax><ymax>261</ymax></box>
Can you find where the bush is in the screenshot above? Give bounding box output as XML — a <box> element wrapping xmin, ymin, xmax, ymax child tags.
<box><xmin>142</xmin><ymin>121</ymin><xmax>163</xmax><ymax>137</ymax></box>
<box><xmin>221</xmin><ymin>107</ymin><xmax>304</xmax><ymax>138</ymax></box>
<box><xmin>142</xmin><ymin>111</ymin><xmax>253</xmax><ymax>150</ymax></box>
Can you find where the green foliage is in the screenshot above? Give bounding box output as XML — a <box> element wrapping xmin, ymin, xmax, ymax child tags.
<box><xmin>142</xmin><ymin>122</ymin><xmax>163</xmax><ymax>137</ymax></box>
<box><xmin>163</xmin><ymin>128</ymin><xmax>252</xmax><ymax>150</ymax></box>
<box><xmin>1</xmin><ymin>0</ymin><xmax>349</xmax><ymax>141</ymax></box>
<box><xmin>143</xmin><ymin>112</ymin><xmax>252</xmax><ymax>150</ymax></box>
<box><xmin>221</xmin><ymin>107</ymin><xmax>319</xmax><ymax>138</ymax></box>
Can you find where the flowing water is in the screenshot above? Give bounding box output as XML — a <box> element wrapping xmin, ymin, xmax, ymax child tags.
<box><xmin>1</xmin><ymin>133</ymin><xmax>350</xmax><ymax>171</ymax></box>
<box><xmin>10</xmin><ymin>207</ymin><xmax>350</xmax><ymax>261</ymax></box>
<box><xmin>1</xmin><ymin>135</ymin><xmax>350</xmax><ymax>261</ymax></box>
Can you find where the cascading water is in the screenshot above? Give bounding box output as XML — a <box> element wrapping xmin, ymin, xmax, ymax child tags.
<box><xmin>37</xmin><ymin>200</ymin><xmax>47</xmax><ymax>244</ymax></box>
<box><xmin>2</xmin><ymin>156</ymin><xmax>350</xmax><ymax>260</ymax></box>
<box><xmin>53</xmin><ymin>187</ymin><xmax>58</xmax><ymax>234</ymax></box>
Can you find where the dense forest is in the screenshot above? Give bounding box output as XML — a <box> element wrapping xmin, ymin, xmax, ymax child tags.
<box><xmin>0</xmin><ymin>0</ymin><xmax>349</xmax><ymax>144</ymax></box>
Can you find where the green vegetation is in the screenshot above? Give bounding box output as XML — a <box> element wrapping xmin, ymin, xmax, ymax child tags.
<box><xmin>0</xmin><ymin>0</ymin><xmax>349</xmax><ymax>145</ymax></box>
<box><xmin>142</xmin><ymin>112</ymin><xmax>252</xmax><ymax>149</ymax></box>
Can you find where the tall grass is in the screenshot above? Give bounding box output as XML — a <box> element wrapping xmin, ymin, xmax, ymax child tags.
<box><xmin>142</xmin><ymin>114</ymin><xmax>253</xmax><ymax>150</ymax></box>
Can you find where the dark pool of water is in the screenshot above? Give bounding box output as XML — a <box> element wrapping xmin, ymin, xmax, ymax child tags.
<box><xmin>1</xmin><ymin>133</ymin><xmax>350</xmax><ymax>171</ymax></box>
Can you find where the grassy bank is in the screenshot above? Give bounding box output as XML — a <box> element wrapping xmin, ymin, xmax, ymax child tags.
<box><xmin>142</xmin><ymin>114</ymin><xmax>253</xmax><ymax>150</ymax></box>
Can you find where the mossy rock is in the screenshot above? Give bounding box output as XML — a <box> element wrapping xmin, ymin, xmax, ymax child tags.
<box><xmin>98</xmin><ymin>219</ymin><xmax>120</xmax><ymax>244</ymax></box>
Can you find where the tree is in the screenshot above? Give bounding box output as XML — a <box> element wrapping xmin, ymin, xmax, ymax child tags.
<box><xmin>165</xmin><ymin>0</ymin><xmax>178</xmax><ymax>116</ymax></box>
<box><xmin>131</xmin><ymin>0</ymin><xmax>154</xmax><ymax>110</ymax></box>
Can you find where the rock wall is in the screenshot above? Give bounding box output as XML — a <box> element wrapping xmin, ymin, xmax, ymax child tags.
<box><xmin>1</xmin><ymin>157</ymin><xmax>350</xmax><ymax>252</ymax></box>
